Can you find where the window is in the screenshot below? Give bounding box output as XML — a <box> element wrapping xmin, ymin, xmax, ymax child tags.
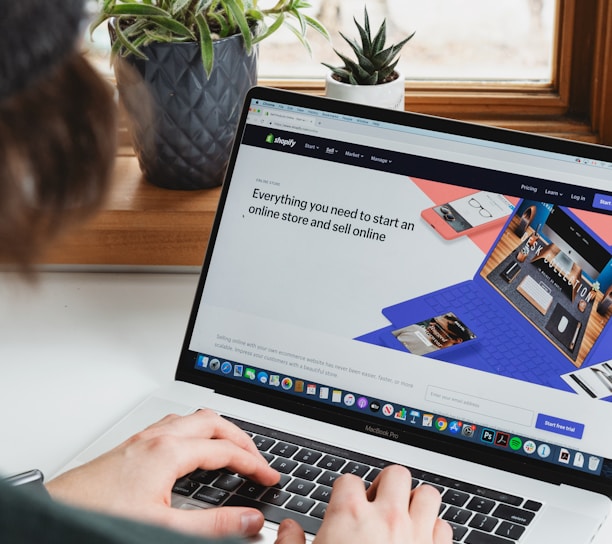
<box><xmin>84</xmin><ymin>0</ymin><xmax>612</xmax><ymax>145</ymax></box>
<box><xmin>259</xmin><ymin>0</ymin><xmax>557</xmax><ymax>82</ymax></box>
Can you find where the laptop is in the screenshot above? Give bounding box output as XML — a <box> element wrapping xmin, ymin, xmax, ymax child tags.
<box><xmin>60</xmin><ymin>86</ymin><xmax>612</xmax><ymax>543</ymax></box>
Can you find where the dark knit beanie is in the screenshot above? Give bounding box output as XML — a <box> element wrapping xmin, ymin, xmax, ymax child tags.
<box><xmin>0</xmin><ymin>0</ymin><xmax>86</xmax><ymax>100</ymax></box>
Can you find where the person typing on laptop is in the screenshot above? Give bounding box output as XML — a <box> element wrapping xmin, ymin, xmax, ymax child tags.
<box><xmin>0</xmin><ymin>1</ymin><xmax>451</xmax><ymax>543</ymax></box>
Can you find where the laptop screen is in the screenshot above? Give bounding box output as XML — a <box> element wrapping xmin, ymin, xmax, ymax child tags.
<box><xmin>177</xmin><ymin>87</ymin><xmax>612</xmax><ymax>496</ymax></box>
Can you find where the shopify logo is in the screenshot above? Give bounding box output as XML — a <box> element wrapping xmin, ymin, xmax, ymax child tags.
<box><xmin>265</xmin><ymin>133</ymin><xmax>296</xmax><ymax>148</ymax></box>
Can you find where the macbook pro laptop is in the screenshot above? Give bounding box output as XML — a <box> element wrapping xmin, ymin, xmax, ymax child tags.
<box><xmin>60</xmin><ymin>86</ymin><xmax>612</xmax><ymax>543</ymax></box>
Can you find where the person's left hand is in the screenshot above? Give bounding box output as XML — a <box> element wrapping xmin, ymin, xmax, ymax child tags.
<box><xmin>46</xmin><ymin>410</ymin><xmax>280</xmax><ymax>538</ymax></box>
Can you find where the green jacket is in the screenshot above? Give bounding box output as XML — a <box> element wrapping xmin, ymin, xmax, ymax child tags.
<box><xmin>0</xmin><ymin>481</ymin><xmax>240</xmax><ymax>544</ymax></box>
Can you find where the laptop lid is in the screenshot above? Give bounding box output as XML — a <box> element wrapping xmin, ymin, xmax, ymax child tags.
<box><xmin>175</xmin><ymin>86</ymin><xmax>612</xmax><ymax>499</ymax></box>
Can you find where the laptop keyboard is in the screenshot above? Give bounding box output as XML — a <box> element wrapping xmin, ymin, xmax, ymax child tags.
<box><xmin>172</xmin><ymin>418</ymin><xmax>542</xmax><ymax>543</ymax></box>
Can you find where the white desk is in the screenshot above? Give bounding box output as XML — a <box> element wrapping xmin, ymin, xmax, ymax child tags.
<box><xmin>0</xmin><ymin>271</ymin><xmax>610</xmax><ymax>542</ymax></box>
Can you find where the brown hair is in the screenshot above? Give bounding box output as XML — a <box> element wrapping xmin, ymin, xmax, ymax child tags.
<box><xmin>0</xmin><ymin>52</ymin><xmax>117</xmax><ymax>273</ymax></box>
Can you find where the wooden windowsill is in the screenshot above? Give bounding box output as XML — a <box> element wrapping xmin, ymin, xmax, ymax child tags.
<box><xmin>43</xmin><ymin>149</ymin><xmax>221</xmax><ymax>267</ymax></box>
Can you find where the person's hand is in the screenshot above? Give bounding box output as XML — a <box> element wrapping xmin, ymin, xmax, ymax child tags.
<box><xmin>274</xmin><ymin>465</ymin><xmax>452</xmax><ymax>544</ymax></box>
<box><xmin>46</xmin><ymin>410</ymin><xmax>279</xmax><ymax>538</ymax></box>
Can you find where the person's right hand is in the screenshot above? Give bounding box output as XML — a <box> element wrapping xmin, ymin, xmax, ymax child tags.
<box><xmin>274</xmin><ymin>465</ymin><xmax>452</xmax><ymax>544</ymax></box>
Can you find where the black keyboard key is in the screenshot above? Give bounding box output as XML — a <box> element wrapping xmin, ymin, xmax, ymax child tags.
<box><xmin>443</xmin><ymin>489</ymin><xmax>470</xmax><ymax>507</ymax></box>
<box><xmin>469</xmin><ymin>514</ymin><xmax>498</xmax><ymax>532</ymax></box>
<box><xmin>270</xmin><ymin>458</ymin><xmax>299</xmax><ymax>474</ymax></box>
<box><xmin>237</xmin><ymin>481</ymin><xmax>267</xmax><ymax>499</ymax></box>
<box><xmin>270</xmin><ymin>442</ymin><xmax>299</xmax><ymax>458</ymax></box>
<box><xmin>213</xmin><ymin>474</ymin><xmax>244</xmax><ymax>492</ymax></box>
<box><xmin>261</xmin><ymin>488</ymin><xmax>291</xmax><ymax>506</ymax></box>
<box><xmin>311</xmin><ymin>502</ymin><xmax>327</xmax><ymax>519</ymax></box>
<box><xmin>442</xmin><ymin>506</ymin><xmax>472</xmax><ymax>525</ymax></box>
<box><xmin>466</xmin><ymin>497</ymin><xmax>495</xmax><ymax>514</ymax></box>
<box><xmin>365</xmin><ymin>467</ymin><xmax>382</xmax><ymax>482</ymax></box>
<box><xmin>495</xmin><ymin>522</ymin><xmax>525</xmax><ymax>540</ymax></box>
<box><xmin>273</xmin><ymin>474</ymin><xmax>291</xmax><ymax>489</ymax></box>
<box><xmin>293</xmin><ymin>464</ymin><xmax>322</xmax><ymax>481</ymax></box>
<box><xmin>317</xmin><ymin>470</ymin><xmax>340</xmax><ymax>486</ymax></box>
<box><xmin>225</xmin><ymin>495</ymin><xmax>322</xmax><ymax>535</ymax></box>
<box><xmin>172</xmin><ymin>477</ymin><xmax>200</xmax><ymax>496</ymax></box>
<box><xmin>341</xmin><ymin>462</ymin><xmax>370</xmax><ymax>477</ymax></box>
<box><xmin>294</xmin><ymin>448</ymin><xmax>322</xmax><ymax>464</ymax></box>
<box><xmin>286</xmin><ymin>496</ymin><xmax>316</xmax><ymax>514</ymax></box>
<box><xmin>261</xmin><ymin>452</ymin><xmax>274</xmax><ymax>463</ymax></box>
<box><xmin>287</xmin><ymin>478</ymin><xmax>316</xmax><ymax>496</ymax></box>
<box><xmin>523</xmin><ymin>500</ymin><xmax>542</xmax><ymax>512</ymax></box>
<box><xmin>492</xmin><ymin>504</ymin><xmax>535</xmax><ymax>526</ymax></box>
<box><xmin>465</xmin><ymin>530</ymin><xmax>513</xmax><ymax>544</ymax></box>
<box><xmin>253</xmin><ymin>435</ymin><xmax>276</xmax><ymax>451</ymax></box>
<box><xmin>189</xmin><ymin>469</ymin><xmax>219</xmax><ymax>485</ymax></box>
<box><xmin>473</xmin><ymin>487</ymin><xmax>522</xmax><ymax>507</ymax></box>
<box><xmin>317</xmin><ymin>455</ymin><xmax>346</xmax><ymax>472</ymax></box>
<box><xmin>448</xmin><ymin>521</ymin><xmax>469</xmax><ymax>541</ymax></box>
<box><xmin>193</xmin><ymin>486</ymin><xmax>229</xmax><ymax>506</ymax></box>
<box><xmin>311</xmin><ymin>485</ymin><xmax>333</xmax><ymax>503</ymax></box>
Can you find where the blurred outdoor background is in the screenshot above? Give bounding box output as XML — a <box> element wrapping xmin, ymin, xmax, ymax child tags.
<box><xmin>85</xmin><ymin>0</ymin><xmax>557</xmax><ymax>82</ymax></box>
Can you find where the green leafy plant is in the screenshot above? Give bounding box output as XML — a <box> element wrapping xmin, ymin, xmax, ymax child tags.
<box><xmin>323</xmin><ymin>7</ymin><xmax>414</xmax><ymax>85</ymax></box>
<box><xmin>91</xmin><ymin>0</ymin><xmax>329</xmax><ymax>76</ymax></box>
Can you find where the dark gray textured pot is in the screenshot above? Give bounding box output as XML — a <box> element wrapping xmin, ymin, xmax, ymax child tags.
<box><xmin>114</xmin><ymin>34</ymin><xmax>258</xmax><ymax>190</ymax></box>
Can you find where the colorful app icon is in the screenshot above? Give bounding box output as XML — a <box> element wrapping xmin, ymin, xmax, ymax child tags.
<box><xmin>344</xmin><ymin>393</ymin><xmax>355</xmax><ymax>406</ymax></box>
<box><xmin>435</xmin><ymin>418</ymin><xmax>447</xmax><ymax>431</ymax></box>
<box><xmin>332</xmin><ymin>390</ymin><xmax>343</xmax><ymax>403</ymax></box>
<box><xmin>244</xmin><ymin>367</ymin><xmax>256</xmax><ymax>380</ymax></box>
<box><xmin>196</xmin><ymin>355</ymin><xmax>209</xmax><ymax>368</ymax></box>
<box><xmin>558</xmin><ymin>448</ymin><xmax>571</xmax><ymax>464</ymax></box>
<box><xmin>306</xmin><ymin>384</ymin><xmax>317</xmax><ymax>395</ymax></box>
<box><xmin>319</xmin><ymin>387</ymin><xmax>329</xmax><ymax>399</ymax></box>
<box><xmin>494</xmin><ymin>432</ymin><xmax>509</xmax><ymax>447</ymax></box>
<box><xmin>449</xmin><ymin>421</ymin><xmax>462</xmax><ymax>434</ymax></box>
<box><xmin>481</xmin><ymin>429</ymin><xmax>495</xmax><ymax>443</ymax></box>
<box><xmin>461</xmin><ymin>424</ymin><xmax>476</xmax><ymax>438</ymax></box>
<box><xmin>233</xmin><ymin>364</ymin><xmax>243</xmax><ymax>377</ymax></box>
<box><xmin>394</xmin><ymin>407</ymin><xmax>407</xmax><ymax>421</ymax></box>
<box><xmin>573</xmin><ymin>452</ymin><xmax>584</xmax><ymax>468</ymax></box>
<box><xmin>281</xmin><ymin>377</ymin><xmax>293</xmax><ymax>390</ymax></box>
<box><xmin>382</xmin><ymin>404</ymin><xmax>394</xmax><ymax>417</ymax></box>
<box><xmin>509</xmin><ymin>436</ymin><xmax>522</xmax><ymax>451</ymax></box>
<box><xmin>269</xmin><ymin>375</ymin><xmax>280</xmax><ymax>387</ymax></box>
<box><xmin>409</xmin><ymin>410</ymin><xmax>420</xmax><ymax>424</ymax></box>
<box><xmin>256</xmin><ymin>371</ymin><xmax>268</xmax><ymax>384</ymax></box>
<box><xmin>357</xmin><ymin>397</ymin><xmax>369</xmax><ymax>409</ymax></box>
<box><xmin>295</xmin><ymin>381</ymin><xmax>304</xmax><ymax>393</ymax></box>
<box><xmin>422</xmin><ymin>414</ymin><xmax>434</xmax><ymax>427</ymax></box>
<box><xmin>537</xmin><ymin>444</ymin><xmax>551</xmax><ymax>458</ymax></box>
<box><xmin>221</xmin><ymin>362</ymin><xmax>232</xmax><ymax>374</ymax></box>
<box><xmin>523</xmin><ymin>440</ymin><xmax>536</xmax><ymax>455</ymax></box>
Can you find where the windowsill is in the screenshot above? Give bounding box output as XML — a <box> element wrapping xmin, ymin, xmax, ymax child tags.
<box><xmin>42</xmin><ymin>147</ymin><xmax>221</xmax><ymax>267</ymax></box>
<box><xmin>41</xmin><ymin>114</ymin><xmax>597</xmax><ymax>267</ymax></box>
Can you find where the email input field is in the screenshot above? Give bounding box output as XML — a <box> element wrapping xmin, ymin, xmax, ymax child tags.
<box><xmin>426</xmin><ymin>386</ymin><xmax>534</xmax><ymax>427</ymax></box>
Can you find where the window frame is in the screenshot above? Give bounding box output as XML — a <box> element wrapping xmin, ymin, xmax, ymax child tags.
<box><xmin>259</xmin><ymin>0</ymin><xmax>612</xmax><ymax>145</ymax></box>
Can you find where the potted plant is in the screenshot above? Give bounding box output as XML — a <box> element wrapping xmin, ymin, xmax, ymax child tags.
<box><xmin>91</xmin><ymin>0</ymin><xmax>328</xmax><ymax>190</ymax></box>
<box><xmin>323</xmin><ymin>6</ymin><xmax>414</xmax><ymax>111</ymax></box>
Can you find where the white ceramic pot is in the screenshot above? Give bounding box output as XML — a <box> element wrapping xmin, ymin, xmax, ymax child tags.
<box><xmin>325</xmin><ymin>69</ymin><xmax>405</xmax><ymax>111</ymax></box>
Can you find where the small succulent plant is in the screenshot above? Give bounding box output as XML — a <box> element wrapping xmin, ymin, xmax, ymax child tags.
<box><xmin>323</xmin><ymin>7</ymin><xmax>414</xmax><ymax>85</ymax></box>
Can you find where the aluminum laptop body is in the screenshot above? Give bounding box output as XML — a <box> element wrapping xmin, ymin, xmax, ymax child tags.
<box><xmin>60</xmin><ymin>87</ymin><xmax>612</xmax><ymax>543</ymax></box>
